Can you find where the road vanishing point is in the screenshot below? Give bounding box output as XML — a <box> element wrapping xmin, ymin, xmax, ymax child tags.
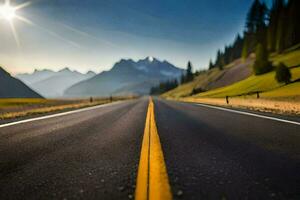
<box><xmin>0</xmin><ymin>97</ymin><xmax>299</xmax><ymax>200</ymax></box>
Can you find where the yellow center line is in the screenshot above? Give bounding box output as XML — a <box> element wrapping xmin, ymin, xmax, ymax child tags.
<box><xmin>135</xmin><ymin>98</ymin><xmax>172</xmax><ymax>200</ymax></box>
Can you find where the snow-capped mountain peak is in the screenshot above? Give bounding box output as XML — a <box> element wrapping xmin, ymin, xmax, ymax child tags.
<box><xmin>148</xmin><ymin>56</ymin><xmax>154</xmax><ymax>62</ymax></box>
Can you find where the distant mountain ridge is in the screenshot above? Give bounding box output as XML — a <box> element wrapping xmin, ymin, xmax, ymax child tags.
<box><xmin>65</xmin><ymin>57</ymin><xmax>184</xmax><ymax>97</ymax></box>
<box><xmin>0</xmin><ymin>67</ymin><xmax>42</xmax><ymax>98</ymax></box>
<box><xmin>16</xmin><ymin>68</ymin><xmax>96</xmax><ymax>98</ymax></box>
<box><xmin>16</xmin><ymin>69</ymin><xmax>56</xmax><ymax>85</ymax></box>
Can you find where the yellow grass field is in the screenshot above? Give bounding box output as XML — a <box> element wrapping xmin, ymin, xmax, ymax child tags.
<box><xmin>180</xmin><ymin>97</ymin><xmax>300</xmax><ymax>116</ymax></box>
<box><xmin>0</xmin><ymin>97</ymin><xmax>134</xmax><ymax>120</ymax></box>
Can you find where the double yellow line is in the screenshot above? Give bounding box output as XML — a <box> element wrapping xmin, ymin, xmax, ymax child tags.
<box><xmin>135</xmin><ymin>98</ymin><xmax>172</xmax><ymax>200</ymax></box>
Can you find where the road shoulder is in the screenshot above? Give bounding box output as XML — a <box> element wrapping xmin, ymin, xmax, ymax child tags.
<box><xmin>164</xmin><ymin>97</ymin><xmax>300</xmax><ymax>123</ymax></box>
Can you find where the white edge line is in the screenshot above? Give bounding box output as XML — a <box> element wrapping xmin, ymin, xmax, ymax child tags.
<box><xmin>195</xmin><ymin>103</ymin><xmax>300</xmax><ymax>126</ymax></box>
<box><xmin>0</xmin><ymin>101</ymin><xmax>122</xmax><ymax>128</ymax></box>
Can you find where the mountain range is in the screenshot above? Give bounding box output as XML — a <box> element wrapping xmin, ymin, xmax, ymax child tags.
<box><xmin>14</xmin><ymin>57</ymin><xmax>184</xmax><ymax>98</ymax></box>
<box><xmin>0</xmin><ymin>67</ymin><xmax>42</xmax><ymax>98</ymax></box>
<box><xmin>65</xmin><ymin>57</ymin><xmax>184</xmax><ymax>97</ymax></box>
<box><xmin>16</xmin><ymin>68</ymin><xmax>96</xmax><ymax>97</ymax></box>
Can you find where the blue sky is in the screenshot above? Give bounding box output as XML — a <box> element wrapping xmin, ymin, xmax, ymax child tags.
<box><xmin>0</xmin><ymin>0</ymin><xmax>271</xmax><ymax>74</ymax></box>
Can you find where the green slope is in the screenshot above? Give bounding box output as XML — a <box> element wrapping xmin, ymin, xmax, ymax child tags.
<box><xmin>263</xmin><ymin>82</ymin><xmax>300</xmax><ymax>98</ymax></box>
<box><xmin>271</xmin><ymin>49</ymin><xmax>300</xmax><ymax>67</ymax></box>
<box><xmin>163</xmin><ymin>68</ymin><xmax>226</xmax><ymax>98</ymax></box>
<box><xmin>164</xmin><ymin>49</ymin><xmax>300</xmax><ymax>99</ymax></box>
<box><xmin>196</xmin><ymin>67</ymin><xmax>300</xmax><ymax>98</ymax></box>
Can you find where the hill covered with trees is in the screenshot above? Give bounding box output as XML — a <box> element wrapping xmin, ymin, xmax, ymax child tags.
<box><xmin>210</xmin><ymin>0</ymin><xmax>300</xmax><ymax>71</ymax></box>
<box><xmin>163</xmin><ymin>0</ymin><xmax>300</xmax><ymax>100</ymax></box>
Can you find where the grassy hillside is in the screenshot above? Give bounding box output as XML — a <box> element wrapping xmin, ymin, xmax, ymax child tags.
<box><xmin>197</xmin><ymin>67</ymin><xmax>300</xmax><ymax>98</ymax></box>
<box><xmin>163</xmin><ymin>69</ymin><xmax>225</xmax><ymax>98</ymax></box>
<box><xmin>272</xmin><ymin>45</ymin><xmax>300</xmax><ymax>67</ymax></box>
<box><xmin>263</xmin><ymin>82</ymin><xmax>300</xmax><ymax>99</ymax></box>
<box><xmin>163</xmin><ymin>57</ymin><xmax>253</xmax><ymax>98</ymax></box>
<box><xmin>164</xmin><ymin>49</ymin><xmax>300</xmax><ymax>99</ymax></box>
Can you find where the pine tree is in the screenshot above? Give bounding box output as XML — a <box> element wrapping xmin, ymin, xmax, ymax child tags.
<box><xmin>256</xmin><ymin>2</ymin><xmax>268</xmax><ymax>46</ymax></box>
<box><xmin>253</xmin><ymin>43</ymin><xmax>273</xmax><ymax>75</ymax></box>
<box><xmin>246</xmin><ymin>0</ymin><xmax>267</xmax><ymax>34</ymax></box>
<box><xmin>275</xmin><ymin>62</ymin><xmax>291</xmax><ymax>84</ymax></box>
<box><xmin>208</xmin><ymin>59</ymin><xmax>214</xmax><ymax>69</ymax></box>
<box><xmin>150</xmin><ymin>78</ymin><xmax>179</xmax><ymax>95</ymax></box>
<box><xmin>285</xmin><ymin>0</ymin><xmax>300</xmax><ymax>48</ymax></box>
<box><xmin>246</xmin><ymin>0</ymin><xmax>260</xmax><ymax>34</ymax></box>
<box><xmin>276</xmin><ymin>7</ymin><xmax>286</xmax><ymax>53</ymax></box>
<box><xmin>218</xmin><ymin>56</ymin><xmax>224</xmax><ymax>70</ymax></box>
<box><xmin>215</xmin><ymin>50</ymin><xmax>225</xmax><ymax>70</ymax></box>
<box><xmin>242</xmin><ymin>35</ymin><xmax>249</xmax><ymax>60</ymax></box>
<box><xmin>186</xmin><ymin>61</ymin><xmax>194</xmax><ymax>82</ymax></box>
<box><xmin>180</xmin><ymin>73</ymin><xmax>185</xmax><ymax>84</ymax></box>
<box><xmin>267</xmin><ymin>0</ymin><xmax>284</xmax><ymax>52</ymax></box>
<box><xmin>232</xmin><ymin>34</ymin><xmax>243</xmax><ymax>59</ymax></box>
<box><xmin>244</xmin><ymin>0</ymin><xmax>268</xmax><ymax>54</ymax></box>
<box><xmin>208</xmin><ymin>0</ymin><xmax>300</xmax><ymax>71</ymax></box>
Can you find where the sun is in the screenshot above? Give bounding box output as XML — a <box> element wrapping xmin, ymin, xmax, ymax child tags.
<box><xmin>0</xmin><ymin>3</ymin><xmax>16</xmax><ymax>21</ymax></box>
<box><xmin>0</xmin><ymin>0</ymin><xmax>78</xmax><ymax>48</ymax></box>
<box><xmin>0</xmin><ymin>0</ymin><xmax>32</xmax><ymax>46</ymax></box>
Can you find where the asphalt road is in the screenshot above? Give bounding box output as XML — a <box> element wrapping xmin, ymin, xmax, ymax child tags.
<box><xmin>0</xmin><ymin>97</ymin><xmax>299</xmax><ymax>200</ymax></box>
<box><xmin>155</xmin><ymin>98</ymin><xmax>300</xmax><ymax>200</ymax></box>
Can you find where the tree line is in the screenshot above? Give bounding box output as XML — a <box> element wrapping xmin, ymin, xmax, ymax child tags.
<box><xmin>150</xmin><ymin>0</ymin><xmax>299</xmax><ymax>95</ymax></box>
<box><xmin>150</xmin><ymin>61</ymin><xmax>196</xmax><ymax>95</ymax></box>
<box><xmin>210</xmin><ymin>0</ymin><xmax>300</xmax><ymax>73</ymax></box>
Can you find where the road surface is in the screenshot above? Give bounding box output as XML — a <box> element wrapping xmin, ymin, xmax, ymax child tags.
<box><xmin>0</xmin><ymin>97</ymin><xmax>299</xmax><ymax>199</ymax></box>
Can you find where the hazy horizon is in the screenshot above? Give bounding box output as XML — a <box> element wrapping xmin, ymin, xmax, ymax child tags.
<box><xmin>1</xmin><ymin>0</ymin><xmax>272</xmax><ymax>75</ymax></box>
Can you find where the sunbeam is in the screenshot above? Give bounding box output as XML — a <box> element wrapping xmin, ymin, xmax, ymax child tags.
<box><xmin>0</xmin><ymin>0</ymin><xmax>32</xmax><ymax>46</ymax></box>
<box><xmin>37</xmin><ymin>24</ymin><xmax>81</xmax><ymax>48</ymax></box>
<box><xmin>60</xmin><ymin>23</ymin><xmax>118</xmax><ymax>48</ymax></box>
<box><xmin>15</xmin><ymin>1</ymin><xmax>31</xmax><ymax>10</ymax></box>
<box><xmin>0</xmin><ymin>0</ymin><xmax>79</xmax><ymax>48</ymax></box>
<box><xmin>15</xmin><ymin>15</ymin><xmax>33</xmax><ymax>25</ymax></box>
<box><xmin>8</xmin><ymin>20</ymin><xmax>20</xmax><ymax>47</ymax></box>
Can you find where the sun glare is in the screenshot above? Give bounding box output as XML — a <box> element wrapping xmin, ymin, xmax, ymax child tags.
<box><xmin>0</xmin><ymin>0</ymin><xmax>78</xmax><ymax>48</ymax></box>
<box><xmin>0</xmin><ymin>0</ymin><xmax>33</xmax><ymax>47</ymax></box>
<box><xmin>0</xmin><ymin>3</ymin><xmax>16</xmax><ymax>21</ymax></box>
